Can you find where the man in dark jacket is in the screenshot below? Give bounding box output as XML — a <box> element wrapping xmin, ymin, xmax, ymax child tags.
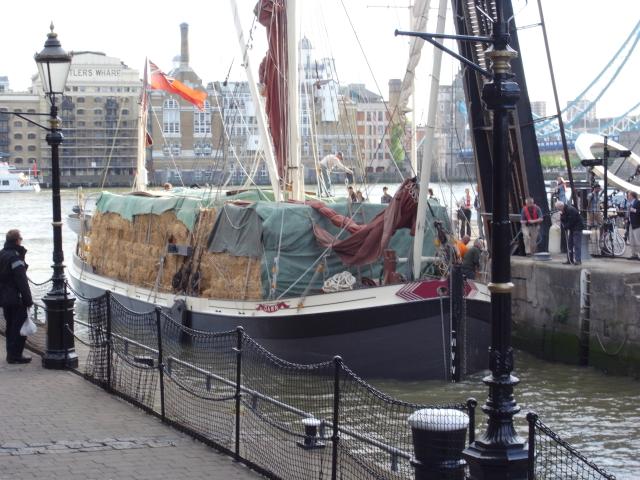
<box><xmin>556</xmin><ymin>201</ymin><xmax>584</xmax><ymax>265</ymax></box>
<box><xmin>0</xmin><ymin>229</ymin><xmax>33</xmax><ymax>363</ymax></box>
<box><xmin>461</xmin><ymin>238</ymin><xmax>485</xmax><ymax>280</ymax></box>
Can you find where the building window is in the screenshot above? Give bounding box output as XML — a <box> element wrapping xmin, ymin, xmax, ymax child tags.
<box><xmin>77</xmin><ymin>109</ymin><xmax>85</xmax><ymax>115</ymax></box>
<box><xmin>27</xmin><ymin>133</ymin><xmax>36</xmax><ymax>139</ymax></box>
<box><xmin>77</xmin><ymin>97</ymin><xmax>85</xmax><ymax>103</ymax></box>
<box><xmin>162</xmin><ymin>143</ymin><xmax>181</xmax><ymax>156</ymax></box>
<box><xmin>13</xmin><ymin>121</ymin><xmax>22</xmax><ymax>128</ymax></box>
<box><xmin>13</xmin><ymin>133</ymin><xmax>22</xmax><ymax>140</ymax></box>
<box><xmin>28</xmin><ymin>158</ymin><xmax>36</xmax><ymax>164</ymax></box>
<box><xmin>28</xmin><ymin>145</ymin><xmax>36</xmax><ymax>152</ymax></box>
<box><xmin>163</xmin><ymin>98</ymin><xmax>180</xmax><ymax>134</ymax></box>
<box><xmin>194</xmin><ymin>142</ymin><xmax>213</xmax><ymax>156</ymax></box>
<box><xmin>94</xmin><ymin>109</ymin><xmax>102</xmax><ymax>115</ymax></box>
<box><xmin>14</xmin><ymin>158</ymin><xmax>23</xmax><ymax>164</ymax></box>
<box><xmin>14</xmin><ymin>145</ymin><xmax>23</xmax><ymax>151</ymax></box>
<box><xmin>194</xmin><ymin>101</ymin><xmax>211</xmax><ymax>135</ymax></box>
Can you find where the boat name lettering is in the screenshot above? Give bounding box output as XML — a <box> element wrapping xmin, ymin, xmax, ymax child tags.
<box><xmin>256</xmin><ymin>302</ymin><xmax>290</xmax><ymax>313</ymax></box>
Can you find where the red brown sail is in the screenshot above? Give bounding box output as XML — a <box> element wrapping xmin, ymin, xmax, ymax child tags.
<box><xmin>256</xmin><ymin>0</ymin><xmax>288</xmax><ymax>181</ymax></box>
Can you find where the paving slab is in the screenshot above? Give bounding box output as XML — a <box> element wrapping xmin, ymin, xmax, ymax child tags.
<box><xmin>0</xmin><ymin>339</ymin><xmax>262</xmax><ymax>480</ymax></box>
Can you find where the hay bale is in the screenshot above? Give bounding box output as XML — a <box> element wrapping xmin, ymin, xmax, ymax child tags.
<box><xmin>87</xmin><ymin>207</ymin><xmax>264</xmax><ymax>300</ymax></box>
<box><xmin>88</xmin><ymin>210</ymin><xmax>190</xmax><ymax>292</ymax></box>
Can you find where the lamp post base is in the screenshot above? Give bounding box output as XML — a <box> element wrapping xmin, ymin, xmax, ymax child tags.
<box><xmin>42</xmin><ymin>294</ymin><xmax>78</xmax><ymax>370</ymax></box>
<box><xmin>42</xmin><ymin>351</ymin><xmax>79</xmax><ymax>369</ymax></box>
<box><xmin>463</xmin><ymin>439</ymin><xmax>528</xmax><ymax>480</ymax></box>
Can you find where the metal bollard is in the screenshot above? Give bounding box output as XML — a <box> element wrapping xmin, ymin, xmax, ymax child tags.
<box><xmin>408</xmin><ymin>408</ymin><xmax>469</xmax><ymax>480</ymax></box>
<box><xmin>297</xmin><ymin>417</ymin><xmax>325</xmax><ymax>450</ymax></box>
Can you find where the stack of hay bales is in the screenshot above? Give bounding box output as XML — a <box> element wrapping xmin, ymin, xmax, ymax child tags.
<box><xmin>88</xmin><ymin>210</ymin><xmax>190</xmax><ymax>291</ymax></box>
<box><xmin>88</xmin><ymin>206</ymin><xmax>263</xmax><ymax>300</ymax></box>
<box><xmin>186</xmin><ymin>208</ymin><xmax>263</xmax><ymax>301</ymax></box>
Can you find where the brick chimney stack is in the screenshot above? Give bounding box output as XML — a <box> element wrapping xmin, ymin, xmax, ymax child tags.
<box><xmin>180</xmin><ymin>23</ymin><xmax>189</xmax><ymax>67</ymax></box>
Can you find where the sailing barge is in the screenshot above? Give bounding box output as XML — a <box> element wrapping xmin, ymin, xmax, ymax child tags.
<box><xmin>69</xmin><ymin>182</ymin><xmax>491</xmax><ymax>380</ymax></box>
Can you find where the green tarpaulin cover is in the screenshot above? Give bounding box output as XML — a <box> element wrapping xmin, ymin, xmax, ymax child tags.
<box><xmin>94</xmin><ymin>190</ymin><xmax>449</xmax><ymax>299</ymax></box>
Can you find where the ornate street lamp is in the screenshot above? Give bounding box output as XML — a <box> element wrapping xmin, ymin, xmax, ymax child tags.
<box><xmin>397</xmin><ymin>0</ymin><xmax>528</xmax><ymax>477</ymax></box>
<box><xmin>35</xmin><ymin>24</ymin><xmax>78</xmax><ymax>369</ymax></box>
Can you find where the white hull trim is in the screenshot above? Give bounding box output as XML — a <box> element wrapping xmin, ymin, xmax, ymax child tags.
<box><xmin>69</xmin><ymin>252</ymin><xmax>489</xmax><ymax>319</ymax></box>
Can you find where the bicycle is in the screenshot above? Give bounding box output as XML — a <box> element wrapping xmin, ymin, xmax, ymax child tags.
<box><xmin>599</xmin><ymin>218</ymin><xmax>626</xmax><ymax>257</ymax></box>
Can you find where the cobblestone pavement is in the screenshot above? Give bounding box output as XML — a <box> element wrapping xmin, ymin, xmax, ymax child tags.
<box><xmin>0</xmin><ymin>341</ymin><xmax>262</xmax><ymax>480</ymax></box>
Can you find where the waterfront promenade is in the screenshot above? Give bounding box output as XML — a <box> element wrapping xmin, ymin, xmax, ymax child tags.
<box><xmin>0</xmin><ymin>341</ymin><xmax>262</xmax><ymax>480</ymax></box>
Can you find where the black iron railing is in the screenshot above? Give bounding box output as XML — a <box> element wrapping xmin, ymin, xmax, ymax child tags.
<box><xmin>0</xmin><ymin>278</ymin><xmax>618</xmax><ymax>480</ymax></box>
<box><xmin>526</xmin><ymin>412</ymin><xmax>616</xmax><ymax>480</ymax></box>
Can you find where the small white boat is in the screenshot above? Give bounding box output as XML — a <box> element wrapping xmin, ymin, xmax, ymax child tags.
<box><xmin>0</xmin><ymin>162</ymin><xmax>41</xmax><ymax>192</ymax></box>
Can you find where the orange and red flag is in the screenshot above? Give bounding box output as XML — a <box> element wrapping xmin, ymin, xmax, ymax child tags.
<box><xmin>149</xmin><ymin>60</ymin><xmax>207</xmax><ymax>110</ymax></box>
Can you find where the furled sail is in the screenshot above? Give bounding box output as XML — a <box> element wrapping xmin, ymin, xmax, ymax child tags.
<box><xmin>256</xmin><ymin>0</ymin><xmax>289</xmax><ymax>181</ymax></box>
<box><xmin>312</xmin><ymin>178</ymin><xmax>419</xmax><ymax>266</ymax></box>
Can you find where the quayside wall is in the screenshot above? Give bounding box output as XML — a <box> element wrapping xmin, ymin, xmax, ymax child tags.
<box><xmin>511</xmin><ymin>257</ymin><xmax>640</xmax><ymax>378</ymax></box>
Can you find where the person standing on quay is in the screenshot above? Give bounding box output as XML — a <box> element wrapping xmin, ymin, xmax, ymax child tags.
<box><xmin>556</xmin><ymin>201</ymin><xmax>584</xmax><ymax>265</ymax></box>
<box><xmin>474</xmin><ymin>186</ymin><xmax>484</xmax><ymax>238</ymax></box>
<box><xmin>555</xmin><ymin>176</ymin><xmax>567</xmax><ymax>203</ymax></box>
<box><xmin>0</xmin><ymin>229</ymin><xmax>33</xmax><ymax>364</ymax></box>
<box><xmin>520</xmin><ymin>197</ymin><xmax>543</xmax><ymax>255</ymax></box>
<box><xmin>586</xmin><ymin>183</ymin><xmax>603</xmax><ymax>228</ymax></box>
<box><xmin>347</xmin><ymin>186</ymin><xmax>357</xmax><ymax>203</ymax></box>
<box><xmin>381</xmin><ymin>186</ymin><xmax>392</xmax><ymax>204</ymax></box>
<box><xmin>457</xmin><ymin>187</ymin><xmax>472</xmax><ymax>238</ymax></box>
<box><xmin>628</xmin><ymin>191</ymin><xmax>640</xmax><ymax>260</ymax></box>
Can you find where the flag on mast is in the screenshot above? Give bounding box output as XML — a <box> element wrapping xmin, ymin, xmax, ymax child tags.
<box><xmin>149</xmin><ymin>60</ymin><xmax>207</xmax><ymax>110</ymax></box>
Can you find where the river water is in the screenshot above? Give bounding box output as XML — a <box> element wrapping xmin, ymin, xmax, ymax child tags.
<box><xmin>1</xmin><ymin>187</ymin><xmax>638</xmax><ymax>479</ymax></box>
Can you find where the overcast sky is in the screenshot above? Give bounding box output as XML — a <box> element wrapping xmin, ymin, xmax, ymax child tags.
<box><xmin>3</xmin><ymin>0</ymin><xmax>638</xmax><ymax>120</ymax></box>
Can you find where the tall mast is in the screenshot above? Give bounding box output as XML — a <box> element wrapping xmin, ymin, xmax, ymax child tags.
<box><xmin>287</xmin><ymin>0</ymin><xmax>303</xmax><ymax>200</ymax></box>
<box><xmin>396</xmin><ymin>0</ymin><xmax>431</xmax><ymax>175</ymax></box>
<box><xmin>229</xmin><ymin>0</ymin><xmax>282</xmax><ymax>200</ymax></box>
<box><xmin>412</xmin><ymin>0</ymin><xmax>446</xmax><ymax>279</ymax></box>
<box><xmin>133</xmin><ymin>59</ymin><xmax>149</xmax><ymax>192</ymax></box>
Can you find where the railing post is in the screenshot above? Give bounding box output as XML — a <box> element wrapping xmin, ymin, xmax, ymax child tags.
<box><xmin>234</xmin><ymin>326</ymin><xmax>244</xmax><ymax>462</ymax></box>
<box><xmin>526</xmin><ymin>412</ymin><xmax>538</xmax><ymax>480</ymax></box>
<box><xmin>105</xmin><ymin>291</ymin><xmax>112</xmax><ymax>392</ymax></box>
<box><xmin>155</xmin><ymin>307</ymin><xmax>165</xmax><ymax>422</ymax></box>
<box><xmin>466</xmin><ymin>398</ymin><xmax>477</xmax><ymax>445</ymax></box>
<box><xmin>331</xmin><ymin>356</ymin><xmax>342</xmax><ymax>480</ymax></box>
